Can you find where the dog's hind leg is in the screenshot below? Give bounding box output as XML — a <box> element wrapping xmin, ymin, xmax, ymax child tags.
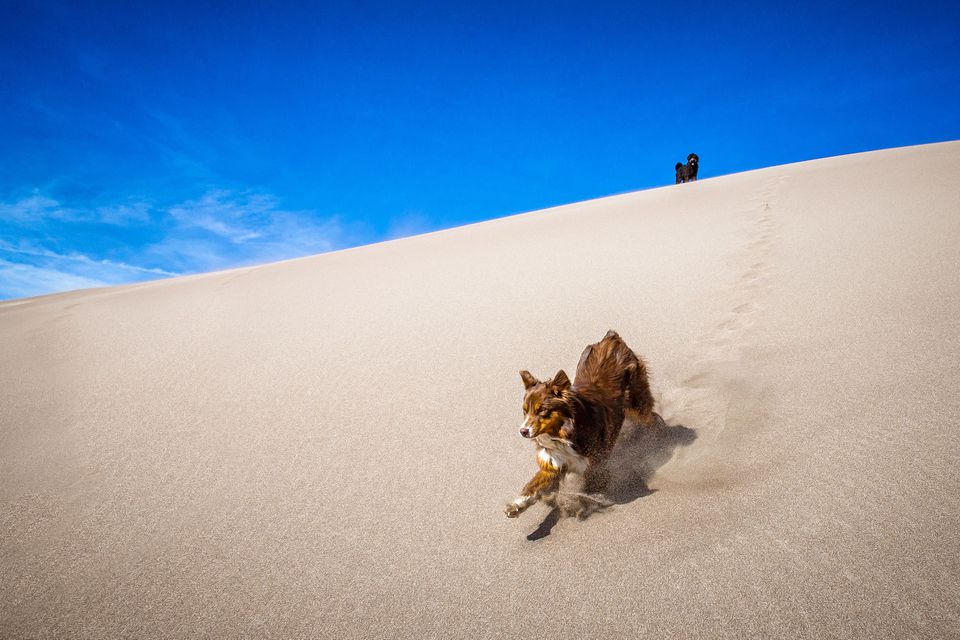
<box><xmin>558</xmin><ymin>465</ymin><xmax>613</xmax><ymax>519</ymax></box>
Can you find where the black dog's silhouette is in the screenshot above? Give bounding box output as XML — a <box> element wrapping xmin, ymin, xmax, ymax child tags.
<box><xmin>675</xmin><ymin>153</ymin><xmax>699</xmax><ymax>183</ymax></box>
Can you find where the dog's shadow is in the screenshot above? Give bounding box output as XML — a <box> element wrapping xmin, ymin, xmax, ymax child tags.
<box><xmin>527</xmin><ymin>413</ymin><xmax>696</xmax><ymax>541</ymax></box>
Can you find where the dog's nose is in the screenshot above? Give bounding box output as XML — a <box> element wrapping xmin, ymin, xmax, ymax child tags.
<box><xmin>519</xmin><ymin>427</ymin><xmax>531</xmax><ymax>438</ymax></box>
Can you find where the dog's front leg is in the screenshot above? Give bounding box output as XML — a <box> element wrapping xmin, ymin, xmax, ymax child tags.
<box><xmin>505</xmin><ymin>468</ymin><xmax>561</xmax><ymax>518</ymax></box>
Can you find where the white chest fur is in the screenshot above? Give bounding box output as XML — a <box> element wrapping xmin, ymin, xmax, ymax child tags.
<box><xmin>534</xmin><ymin>433</ymin><xmax>588</xmax><ymax>475</ymax></box>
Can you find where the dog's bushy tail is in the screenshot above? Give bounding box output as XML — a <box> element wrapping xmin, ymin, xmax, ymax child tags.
<box><xmin>624</xmin><ymin>358</ymin><xmax>656</xmax><ymax>426</ymax></box>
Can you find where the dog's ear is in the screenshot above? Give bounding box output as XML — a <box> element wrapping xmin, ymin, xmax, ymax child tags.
<box><xmin>520</xmin><ymin>370</ymin><xmax>539</xmax><ymax>389</ymax></box>
<box><xmin>550</xmin><ymin>370</ymin><xmax>571</xmax><ymax>393</ymax></box>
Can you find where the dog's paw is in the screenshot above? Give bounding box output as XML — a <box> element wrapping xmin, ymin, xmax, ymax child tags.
<box><xmin>504</xmin><ymin>501</ymin><xmax>526</xmax><ymax>518</ymax></box>
<box><xmin>559</xmin><ymin>493</ymin><xmax>614</xmax><ymax>520</ymax></box>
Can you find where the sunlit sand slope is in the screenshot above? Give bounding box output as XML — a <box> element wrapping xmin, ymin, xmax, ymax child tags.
<box><xmin>2</xmin><ymin>141</ymin><xmax>959</xmax><ymax>639</ymax></box>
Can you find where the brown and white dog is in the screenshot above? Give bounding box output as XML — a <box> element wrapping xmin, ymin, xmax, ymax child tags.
<box><xmin>505</xmin><ymin>330</ymin><xmax>655</xmax><ymax>519</ymax></box>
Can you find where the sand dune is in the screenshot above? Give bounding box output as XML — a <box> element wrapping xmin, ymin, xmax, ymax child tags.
<box><xmin>2</xmin><ymin>141</ymin><xmax>959</xmax><ymax>639</ymax></box>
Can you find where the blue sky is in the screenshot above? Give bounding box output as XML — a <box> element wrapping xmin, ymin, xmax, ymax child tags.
<box><xmin>1</xmin><ymin>1</ymin><xmax>958</xmax><ymax>299</ymax></box>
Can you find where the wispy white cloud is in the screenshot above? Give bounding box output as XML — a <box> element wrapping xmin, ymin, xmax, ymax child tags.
<box><xmin>0</xmin><ymin>194</ymin><xmax>64</xmax><ymax>223</ymax></box>
<box><xmin>0</xmin><ymin>193</ymin><xmax>152</xmax><ymax>226</ymax></box>
<box><xmin>0</xmin><ymin>239</ymin><xmax>179</xmax><ymax>300</ymax></box>
<box><xmin>0</xmin><ymin>188</ymin><xmax>346</xmax><ymax>299</ymax></box>
<box><xmin>0</xmin><ymin>259</ymin><xmax>108</xmax><ymax>300</ymax></box>
<box><xmin>150</xmin><ymin>189</ymin><xmax>342</xmax><ymax>272</ymax></box>
<box><xmin>168</xmin><ymin>190</ymin><xmax>273</xmax><ymax>242</ymax></box>
<box><xmin>0</xmin><ymin>240</ymin><xmax>177</xmax><ymax>278</ymax></box>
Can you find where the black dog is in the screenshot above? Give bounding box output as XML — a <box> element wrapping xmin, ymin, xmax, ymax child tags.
<box><xmin>675</xmin><ymin>153</ymin><xmax>699</xmax><ymax>183</ymax></box>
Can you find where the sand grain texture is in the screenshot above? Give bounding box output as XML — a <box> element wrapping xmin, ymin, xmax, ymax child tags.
<box><xmin>2</xmin><ymin>141</ymin><xmax>960</xmax><ymax>638</ymax></box>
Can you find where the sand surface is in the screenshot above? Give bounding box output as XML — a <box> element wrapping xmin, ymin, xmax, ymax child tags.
<box><xmin>2</xmin><ymin>141</ymin><xmax>960</xmax><ymax>639</ymax></box>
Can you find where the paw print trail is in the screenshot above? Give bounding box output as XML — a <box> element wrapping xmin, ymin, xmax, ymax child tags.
<box><xmin>643</xmin><ymin>174</ymin><xmax>785</xmax><ymax>489</ymax></box>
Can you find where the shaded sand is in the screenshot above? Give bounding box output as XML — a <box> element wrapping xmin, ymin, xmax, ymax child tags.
<box><xmin>2</xmin><ymin>141</ymin><xmax>960</xmax><ymax>638</ymax></box>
